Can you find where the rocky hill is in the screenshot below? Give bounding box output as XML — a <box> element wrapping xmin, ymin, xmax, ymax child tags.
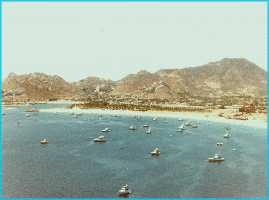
<box><xmin>2</xmin><ymin>72</ymin><xmax>75</xmax><ymax>101</ymax></box>
<box><xmin>2</xmin><ymin>58</ymin><xmax>267</xmax><ymax>101</ymax></box>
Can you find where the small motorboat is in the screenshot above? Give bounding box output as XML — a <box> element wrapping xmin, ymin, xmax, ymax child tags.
<box><xmin>153</xmin><ymin>117</ymin><xmax>157</xmax><ymax>121</ymax></box>
<box><xmin>26</xmin><ymin>114</ymin><xmax>30</xmax><ymax>117</ymax></box>
<box><xmin>196</xmin><ymin>121</ymin><xmax>201</xmax><ymax>124</ymax></box>
<box><xmin>53</xmin><ymin>112</ymin><xmax>58</xmax><ymax>115</ymax></box>
<box><xmin>132</xmin><ymin>115</ymin><xmax>137</xmax><ymax>118</ymax></box>
<box><xmin>102</xmin><ymin>128</ymin><xmax>111</xmax><ymax>132</ymax></box>
<box><xmin>129</xmin><ymin>126</ymin><xmax>138</xmax><ymax>130</ymax></box>
<box><xmin>98</xmin><ymin>114</ymin><xmax>102</xmax><ymax>117</ymax></box>
<box><xmin>33</xmin><ymin>112</ymin><xmax>38</xmax><ymax>115</ymax></box>
<box><xmin>225</xmin><ymin>126</ymin><xmax>231</xmax><ymax>130</ymax></box>
<box><xmin>217</xmin><ymin>142</ymin><xmax>223</xmax><ymax>145</ymax></box>
<box><xmin>164</xmin><ymin>120</ymin><xmax>169</xmax><ymax>123</ymax></box>
<box><xmin>151</xmin><ymin>148</ymin><xmax>161</xmax><ymax>155</ymax></box>
<box><xmin>192</xmin><ymin>125</ymin><xmax>198</xmax><ymax>128</ymax></box>
<box><xmin>74</xmin><ymin>114</ymin><xmax>78</xmax><ymax>118</ymax></box>
<box><xmin>40</xmin><ymin>138</ymin><xmax>48</xmax><ymax>144</ymax></box>
<box><xmin>178</xmin><ymin>124</ymin><xmax>185</xmax><ymax>130</ymax></box>
<box><xmin>178</xmin><ymin>118</ymin><xmax>183</xmax><ymax>121</ymax></box>
<box><xmin>223</xmin><ymin>131</ymin><xmax>231</xmax><ymax>138</ymax></box>
<box><xmin>78</xmin><ymin>113</ymin><xmax>83</xmax><ymax>116</ymax></box>
<box><xmin>146</xmin><ymin>128</ymin><xmax>152</xmax><ymax>134</ymax></box>
<box><xmin>208</xmin><ymin>153</ymin><xmax>224</xmax><ymax>162</ymax></box>
<box><xmin>93</xmin><ymin>135</ymin><xmax>107</xmax><ymax>142</ymax></box>
<box><xmin>185</xmin><ymin>122</ymin><xmax>192</xmax><ymax>126</ymax></box>
<box><xmin>136</xmin><ymin>116</ymin><xmax>141</xmax><ymax>120</ymax></box>
<box><xmin>143</xmin><ymin>124</ymin><xmax>149</xmax><ymax>128</ymax></box>
<box><xmin>2</xmin><ymin>112</ymin><xmax>5</xmax><ymax>115</ymax></box>
<box><xmin>70</xmin><ymin>112</ymin><xmax>74</xmax><ymax>115</ymax></box>
<box><xmin>178</xmin><ymin>128</ymin><xmax>184</xmax><ymax>132</ymax></box>
<box><xmin>118</xmin><ymin>184</ymin><xmax>132</xmax><ymax>196</ymax></box>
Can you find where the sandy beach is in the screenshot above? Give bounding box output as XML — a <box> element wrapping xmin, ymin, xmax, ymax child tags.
<box><xmin>39</xmin><ymin>107</ymin><xmax>268</xmax><ymax>129</ymax></box>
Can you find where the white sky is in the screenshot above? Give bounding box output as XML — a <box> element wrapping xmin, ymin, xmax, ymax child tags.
<box><xmin>2</xmin><ymin>2</ymin><xmax>267</xmax><ymax>82</ymax></box>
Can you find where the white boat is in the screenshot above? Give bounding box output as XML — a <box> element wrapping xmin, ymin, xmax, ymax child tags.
<box><xmin>196</xmin><ymin>121</ymin><xmax>201</xmax><ymax>124</ymax></box>
<box><xmin>53</xmin><ymin>112</ymin><xmax>58</xmax><ymax>115</ymax></box>
<box><xmin>178</xmin><ymin>128</ymin><xmax>184</xmax><ymax>132</ymax></box>
<box><xmin>40</xmin><ymin>138</ymin><xmax>48</xmax><ymax>144</ymax></box>
<box><xmin>208</xmin><ymin>153</ymin><xmax>224</xmax><ymax>162</ymax></box>
<box><xmin>217</xmin><ymin>142</ymin><xmax>223</xmax><ymax>145</ymax></box>
<box><xmin>132</xmin><ymin>115</ymin><xmax>137</xmax><ymax>118</ymax></box>
<box><xmin>2</xmin><ymin>112</ymin><xmax>5</xmax><ymax>115</ymax></box>
<box><xmin>118</xmin><ymin>184</ymin><xmax>132</xmax><ymax>196</ymax></box>
<box><xmin>93</xmin><ymin>135</ymin><xmax>107</xmax><ymax>142</ymax></box>
<box><xmin>178</xmin><ymin>124</ymin><xmax>185</xmax><ymax>130</ymax></box>
<box><xmin>178</xmin><ymin>118</ymin><xmax>183</xmax><ymax>121</ymax></box>
<box><xmin>151</xmin><ymin>148</ymin><xmax>161</xmax><ymax>155</ymax></box>
<box><xmin>146</xmin><ymin>128</ymin><xmax>152</xmax><ymax>134</ymax></box>
<box><xmin>102</xmin><ymin>128</ymin><xmax>111</xmax><ymax>132</ymax></box>
<box><xmin>129</xmin><ymin>126</ymin><xmax>138</xmax><ymax>130</ymax></box>
<box><xmin>70</xmin><ymin>112</ymin><xmax>74</xmax><ymax>115</ymax></box>
<box><xmin>136</xmin><ymin>116</ymin><xmax>141</xmax><ymax>120</ymax></box>
<box><xmin>185</xmin><ymin>122</ymin><xmax>192</xmax><ymax>126</ymax></box>
<box><xmin>223</xmin><ymin>131</ymin><xmax>231</xmax><ymax>138</ymax></box>
<box><xmin>74</xmin><ymin>114</ymin><xmax>78</xmax><ymax>118</ymax></box>
<box><xmin>26</xmin><ymin>114</ymin><xmax>30</xmax><ymax>117</ymax></box>
<box><xmin>164</xmin><ymin>120</ymin><xmax>169</xmax><ymax>123</ymax></box>
<box><xmin>98</xmin><ymin>114</ymin><xmax>102</xmax><ymax>117</ymax></box>
<box><xmin>153</xmin><ymin>117</ymin><xmax>157</xmax><ymax>121</ymax></box>
<box><xmin>143</xmin><ymin>124</ymin><xmax>149</xmax><ymax>128</ymax></box>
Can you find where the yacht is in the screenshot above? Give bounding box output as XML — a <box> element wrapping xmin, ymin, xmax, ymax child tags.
<box><xmin>146</xmin><ymin>128</ymin><xmax>152</xmax><ymax>134</ymax></box>
<box><xmin>26</xmin><ymin>114</ymin><xmax>30</xmax><ymax>117</ymax></box>
<box><xmin>178</xmin><ymin>124</ymin><xmax>185</xmax><ymax>130</ymax></box>
<box><xmin>185</xmin><ymin>122</ymin><xmax>192</xmax><ymax>126</ymax></box>
<box><xmin>129</xmin><ymin>126</ymin><xmax>138</xmax><ymax>130</ymax></box>
<box><xmin>40</xmin><ymin>138</ymin><xmax>48</xmax><ymax>144</ymax></box>
<box><xmin>178</xmin><ymin>128</ymin><xmax>184</xmax><ymax>132</ymax></box>
<box><xmin>93</xmin><ymin>135</ymin><xmax>107</xmax><ymax>142</ymax></box>
<box><xmin>118</xmin><ymin>184</ymin><xmax>132</xmax><ymax>196</ymax></box>
<box><xmin>151</xmin><ymin>148</ymin><xmax>161</xmax><ymax>155</ymax></box>
<box><xmin>223</xmin><ymin>131</ymin><xmax>231</xmax><ymax>138</ymax></box>
<box><xmin>143</xmin><ymin>124</ymin><xmax>149</xmax><ymax>128</ymax></box>
<box><xmin>102</xmin><ymin>128</ymin><xmax>111</xmax><ymax>132</ymax></box>
<box><xmin>208</xmin><ymin>153</ymin><xmax>224</xmax><ymax>162</ymax></box>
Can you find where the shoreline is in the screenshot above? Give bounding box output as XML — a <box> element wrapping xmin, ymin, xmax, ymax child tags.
<box><xmin>39</xmin><ymin>107</ymin><xmax>267</xmax><ymax>129</ymax></box>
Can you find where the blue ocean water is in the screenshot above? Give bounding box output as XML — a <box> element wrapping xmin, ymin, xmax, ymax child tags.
<box><xmin>1</xmin><ymin>104</ymin><xmax>267</xmax><ymax>198</ymax></box>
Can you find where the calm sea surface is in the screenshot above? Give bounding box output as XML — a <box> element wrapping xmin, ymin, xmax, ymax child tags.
<box><xmin>2</xmin><ymin>104</ymin><xmax>267</xmax><ymax>198</ymax></box>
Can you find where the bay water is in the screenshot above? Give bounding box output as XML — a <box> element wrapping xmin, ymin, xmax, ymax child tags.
<box><xmin>2</xmin><ymin>104</ymin><xmax>267</xmax><ymax>198</ymax></box>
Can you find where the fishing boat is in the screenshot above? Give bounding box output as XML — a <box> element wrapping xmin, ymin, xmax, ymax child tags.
<box><xmin>208</xmin><ymin>153</ymin><xmax>224</xmax><ymax>162</ymax></box>
<box><xmin>102</xmin><ymin>128</ymin><xmax>111</xmax><ymax>132</ymax></box>
<box><xmin>118</xmin><ymin>184</ymin><xmax>132</xmax><ymax>196</ymax></box>
<box><xmin>178</xmin><ymin>128</ymin><xmax>184</xmax><ymax>132</ymax></box>
<box><xmin>93</xmin><ymin>135</ymin><xmax>107</xmax><ymax>142</ymax></box>
<box><xmin>129</xmin><ymin>126</ymin><xmax>138</xmax><ymax>130</ymax></box>
<box><xmin>223</xmin><ymin>131</ymin><xmax>231</xmax><ymax>138</ymax></box>
<box><xmin>143</xmin><ymin>124</ymin><xmax>149</xmax><ymax>128</ymax></box>
<box><xmin>178</xmin><ymin>124</ymin><xmax>185</xmax><ymax>130</ymax></box>
<box><xmin>146</xmin><ymin>128</ymin><xmax>152</xmax><ymax>134</ymax></box>
<box><xmin>151</xmin><ymin>148</ymin><xmax>161</xmax><ymax>155</ymax></box>
<box><xmin>185</xmin><ymin>122</ymin><xmax>192</xmax><ymax>126</ymax></box>
<box><xmin>40</xmin><ymin>138</ymin><xmax>48</xmax><ymax>144</ymax></box>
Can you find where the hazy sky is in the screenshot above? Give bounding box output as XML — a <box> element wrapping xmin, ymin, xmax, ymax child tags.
<box><xmin>2</xmin><ymin>2</ymin><xmax>267</xmax><ymax>82</ymax></box>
